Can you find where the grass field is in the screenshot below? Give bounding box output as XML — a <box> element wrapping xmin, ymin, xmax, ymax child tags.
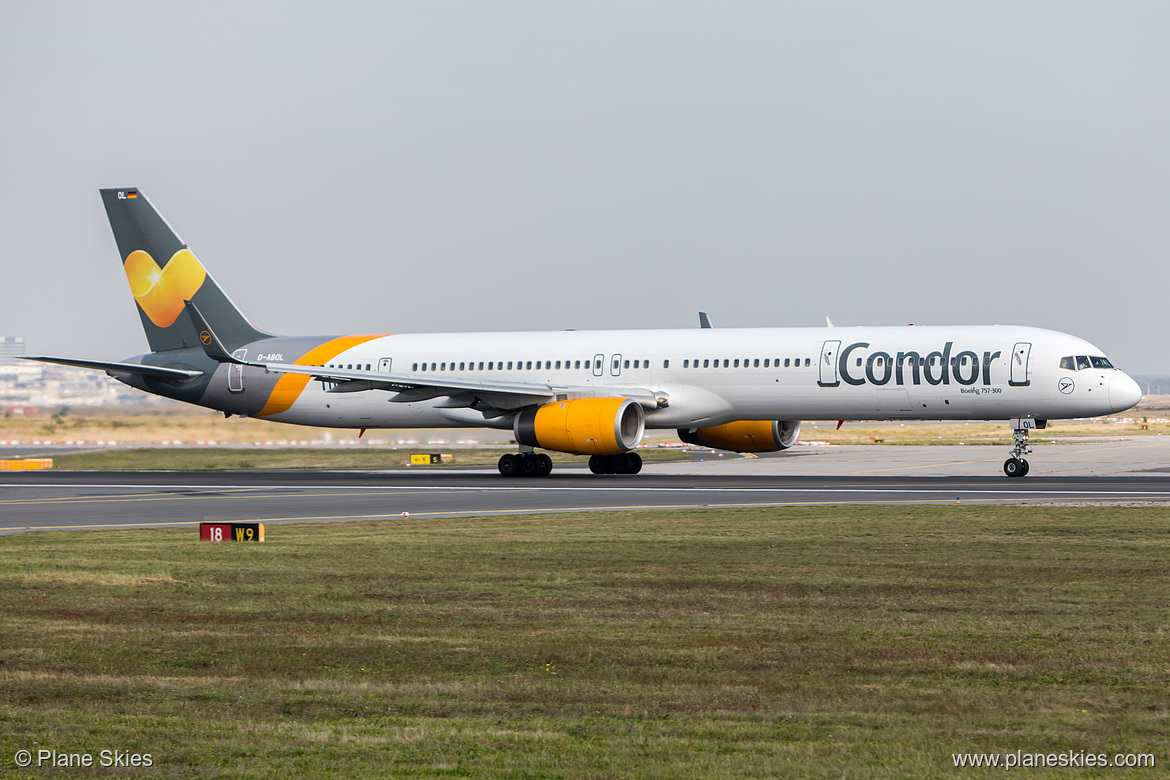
<box><xmin>43</xmin><ymin>446</ymin><xmax>694</xmax><ymax>472</ymax></box>
<box><xmin>1</xmin><ymin>506</ymin><xmax>1167</xmax><ymax>777</ymax></box>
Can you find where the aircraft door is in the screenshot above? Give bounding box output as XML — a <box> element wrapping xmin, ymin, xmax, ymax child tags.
<box><xmin>1009</xmin><ymin>342</ymin><xmax>1031</xmax><ymax>386</ymax></box>
<box><xmin>228</xmin><ymin>349</ymin><xmax>246</xmax><ymax>393</ymax></box>
<box><xmin>818</xmin><ymin>340</ymin><xmax>841</xmax><ymax>387</ymax></box>
<box><xmin>592</xmin><ymin>354</ymin><xmax>604</xmax><ymax>377</ymax></box>
<box><xmin>610</xmin><ymin>354</ymin><xmax>623</xmax><ymax>377</ymax></box>
<box><xmin>378</xmin><ymin>358</ymin><xmax>392</xmax><ymax>372</ymax></box>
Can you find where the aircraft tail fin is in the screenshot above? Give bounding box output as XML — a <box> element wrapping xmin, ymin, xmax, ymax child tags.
<box><xmin>99</xmin><ymin>188</ymin><xmax>270</xmax><ymax>353</ymax></box>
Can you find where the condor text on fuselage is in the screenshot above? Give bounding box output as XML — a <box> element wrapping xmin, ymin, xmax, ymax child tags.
<box><xmin>823</xmin><ymin>341</ymin><xmax>1002</xmax><ymax>388</ymax></box>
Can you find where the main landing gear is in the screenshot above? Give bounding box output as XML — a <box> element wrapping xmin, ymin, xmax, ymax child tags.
<box><xmin>588</xmin><ymin>452</ymin><xmax>642</xmax><ymax>475</ymax></box>
<box><xmin>495</xmin><ymin>452</ymin><xmax>644</xmax><ymax>477</ymax></box>
<box><xmin>498</xmin><ymin>452</ymin><xmax>552</xmax><ymax>477</ymax></box>
<box><xmin>1003</xmin><ymin>418</ymin><xmax>1043</xmax><ymax>478</ymax></box>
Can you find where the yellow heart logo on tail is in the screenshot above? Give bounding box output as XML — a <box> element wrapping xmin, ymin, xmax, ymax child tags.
<box><xmin>124</xmin><ymin>248</ymin><xmax>207</xmax><ymax>327</ymax></box>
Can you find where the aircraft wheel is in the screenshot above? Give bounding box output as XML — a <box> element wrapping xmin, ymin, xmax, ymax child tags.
<box><xmin>537</xmin><ymin>454</ymin><xmax>553</xmax><ymax>477</ymax></box>
<box><xmin>1018</xmin><ymin>458</ymin><xmax>1030</xmax><ymax>477</ymax></box>
<box><xmin>498</xmin><ymin>453</ymin><xmax>520</xmax><ymax>477</ymax></box>
<box><xmin>520</xmin><ymin>453</ymin><xmax>541</xmax><ymax>477</ymax></box>
<box><xmin>628</xmin><ymin>452</ymin><xmax>642</xmax><ymax>474</ymax></box>
<box><xmin>589</xmin><ymin>455</ymin><xmax>611</xmax><ymax>475</ymax></box>
<box><xmin>612</xmin><ymin>453</ymin><xmax>631</xmax><ymax>474</ymax></box>
<box><xmin>1004</xmin><ymin>457</ymin><xmax>1025</xmax><ymax>478</ymax></box>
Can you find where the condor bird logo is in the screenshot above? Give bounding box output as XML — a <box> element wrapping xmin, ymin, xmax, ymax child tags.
<box><xmin>199</xmin><ymin>330</ymin><xmax>213</xmax><ymax>345</ymax></box>
<box><xmin>1058</xmin><ymin>378</ymin><xmax>1075</xmax><ymax>394</ymax></box>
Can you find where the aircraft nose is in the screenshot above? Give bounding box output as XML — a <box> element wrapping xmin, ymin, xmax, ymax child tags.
<box><xmin>1109</xmin><ymin>373</ymin><xmax>1142</xmax><ymax>412</ymax></box>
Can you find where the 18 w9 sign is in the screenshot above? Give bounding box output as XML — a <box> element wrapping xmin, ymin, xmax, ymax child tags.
<box><xmin>200</xmin><ymin>523</ymin><xmax>265</xmax><ymax>542</ymax></box>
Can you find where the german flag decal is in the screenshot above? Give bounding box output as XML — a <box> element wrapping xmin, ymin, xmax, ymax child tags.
<box><xmin>127</xmin><ymin>191</ymin><xmax>138</xmax><ymax>199</ymax></box>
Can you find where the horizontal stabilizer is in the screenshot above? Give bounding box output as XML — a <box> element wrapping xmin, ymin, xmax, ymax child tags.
<box><xmin>184</xmin><ymin>300</ymin><xmax>240</xmax><ymax>364</ymax></box>
<box><xmin>22</xmin><ymin>356</ymin><xmax>203</xmax><ymax>380</ymax></box>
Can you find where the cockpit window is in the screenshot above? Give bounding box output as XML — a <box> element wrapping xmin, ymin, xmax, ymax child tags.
<box><xmin>1061</xmin><ymin>355</ymin><xmax>1117</xmax><ymax>371</ymax></box>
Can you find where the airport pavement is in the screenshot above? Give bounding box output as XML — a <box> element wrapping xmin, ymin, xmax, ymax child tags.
<box><xmin>0</xmin><ymin>440</ymin><xmax>1167</xmax><ymax>535</ymax></box>
<box><xmin>679</xmin><ymin>437</ymin><xmax>1170</xmax><ymax>478</ymax></box>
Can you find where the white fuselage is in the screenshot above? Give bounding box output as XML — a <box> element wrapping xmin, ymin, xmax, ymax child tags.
<box><xmin>228</xmin><ymin>324</ymin><xmax>1140</xmax><ymax>430</ymax></box>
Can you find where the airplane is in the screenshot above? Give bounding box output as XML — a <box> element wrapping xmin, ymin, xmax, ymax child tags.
<box><xmin>25</xmin><ymin>188</ymin><xmax>1143</xmax><ymax>478</ymax></box>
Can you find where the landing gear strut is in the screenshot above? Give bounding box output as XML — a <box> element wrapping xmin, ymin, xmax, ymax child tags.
<box><xmin>498</xmin><ymin>452</ymin><xmax>552</xmax><ymax>478</ymax></box>
<box><xmin>1003</xmin><ymin>418</ymin><xmax>1042</xmax><ymax>478</ymax></box>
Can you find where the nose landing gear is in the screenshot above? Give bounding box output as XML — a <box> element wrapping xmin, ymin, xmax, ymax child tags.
<box><xmin>1004</xmin><ymin>418</ymin><xmax>1044</xmax><ymax>478</ymax></box>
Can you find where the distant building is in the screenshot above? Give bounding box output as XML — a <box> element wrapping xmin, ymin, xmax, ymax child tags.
<box><xmin>0</xmin><ymin>337</ymin><xmax>24</xmax><ymax>367</ymax></box>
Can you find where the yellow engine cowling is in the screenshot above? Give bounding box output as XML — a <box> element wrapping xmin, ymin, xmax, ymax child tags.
<box><xmin>514</xmin><ymin>398</ymin><xmax>645</xmax><ymax>455</ymax></box>
<box><xmin>677</xmin><ymin>420</ymin><xmax>801</xmax><ymax>453</ymax></box>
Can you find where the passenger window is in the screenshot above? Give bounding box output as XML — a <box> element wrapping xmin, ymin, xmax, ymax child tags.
<box><xmin>527</xmin><ymin>361</ymin><xmax>532</xmax><ymax>370</ymax></box>
<box><xmin>1076</xmin><ymin>356</ymin><xmax>1091</xmax><ymax>370</ymax></box>
<box><xmin>723</xmin><ymin>359</ymin><xmax>729</xmax><ymax>368</ymax></box>
<box><xmin>624</xmin><ymin>360</ymin><xmax>630</xmax><ymax>369</ymax></box>
<box><xmin>632</xmin><ymin>360</ymin><xmax>638</xmax><ymax>369</ymax></box>
<box><xmin>575</xmin><ymin>360</ymin><xmax>581</xmax><ymax>369</ymax></box>
<box><xmin>684</xmin><ymin>359</ymin><xmax>690</xmax><ymax>368</ymax></box>
<box><xmin>703</xmin><ymin>359</ymin><xmax>710</xmax><ymax>368</ymax></box>
<box><xmin>420</xmin><ymin>363</ymin><xmax>426</xmax><ymax>372</ymax></box>
<box><xmin>784</xmin><ymin>359</ymin><xmax>790</xmax><ymax>367</ymax></box>
<box><xmin>754</xmin><ymin>359</ymin><xmax>759</xmax><ymax>367</ymax></box>
<box><xmin>805</xmin><ymin>359</ymin><xmax>810</xmax><ymax>367</ymax></box>
<box><xmin>663</xmin><ymin>359</ymin><xmax>669</xmax><ymax>368</ymax></box>
<box><xmin>734</xmin><ymin>359</ymin><xmax>740</xmax><ymax>367</ymax></box>
<box><xmin>763</xmin><ymin>359</ymin><xmax>769</xmax><ymax>368</ymax></box>
<box><xmin>507</xmin><ymin>361</ymin><xmax>513</xmax><ymax>370</ymax></box>
<box><xmin>584</xmin><ymin>360</ymin><xmax>590</xmax><ymax>369</ymax></box>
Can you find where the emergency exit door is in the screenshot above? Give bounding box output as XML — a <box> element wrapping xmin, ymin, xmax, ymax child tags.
<box><xmin>1009</xmin><ymin>342</ymin><xmax>1031</xmax><ymax>386</ymax></box>
<box><xmin>818</xmin><ymin>340</ymin><xmax>841</xmax><ymax>387</ymax></box>
<box><xmin>228</xmin><ymin>349</ymin><xmax>246</xmax><ymax>393</ymax></box>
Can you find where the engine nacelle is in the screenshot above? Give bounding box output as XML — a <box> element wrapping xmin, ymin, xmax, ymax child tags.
<box><xmin>515</xmin><ymin>397</ymin><xmax>645</xmax><ymax>455</ymax></box>
<box><xmin>677</xmin><ymin>420</ymin><xmax>801</xmax><ymax>453</ymax></box>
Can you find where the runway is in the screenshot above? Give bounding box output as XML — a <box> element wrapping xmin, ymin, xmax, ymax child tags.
<box><xmin>2</xmin><ymin>440</ymin><xmax>1169</xmax><ymax>535</ymax></box>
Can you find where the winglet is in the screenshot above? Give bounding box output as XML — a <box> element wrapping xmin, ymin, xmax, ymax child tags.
<box><xmin>699</xmin><ymin>312</ymin><xmax>713</xmax><ymax>329</ymax></box>
<box><xmin>185</xmin><ymin>300</ymin><xmax>239</xmax><ymax>363</ymax></box>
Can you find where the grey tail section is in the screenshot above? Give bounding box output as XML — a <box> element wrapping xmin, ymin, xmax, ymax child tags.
<box><xmin>100</xmin><ymin>188</ymin><xmax>271</xmax><ymax>353</ymax></box>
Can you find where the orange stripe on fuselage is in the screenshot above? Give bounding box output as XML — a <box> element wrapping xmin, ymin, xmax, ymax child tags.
<box><xmin>256</xmin><ymin>335</ymin><xmax>386</xmax><ymax>418</ymax></box>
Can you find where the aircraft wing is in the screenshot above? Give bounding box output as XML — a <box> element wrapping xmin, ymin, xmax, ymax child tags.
<box><xmin>22</xmin><ymin>356</ymin><xmax>203</xmax><ymax>380</ymax></box>
<box><xmin>184</xmin><ymin>301</ymin><xmax>664</xmax><ymax>412</ymax></box>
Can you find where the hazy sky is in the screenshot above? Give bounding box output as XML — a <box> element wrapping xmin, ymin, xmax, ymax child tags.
<box><xmin>2</xmin><ymin>2</ymin><xmax>1167</xmax><ymax>372</ymax></box>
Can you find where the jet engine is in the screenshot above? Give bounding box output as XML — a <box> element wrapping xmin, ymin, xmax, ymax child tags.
<box><xmin>514</xmin><ymin>397</ymin><xmax>645</xmax><ymax>455</ymax></box>
<box><xmin>677</xmin><ymin>420</ymin><xmax>801</xmax><ymax>453</ymax></box>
